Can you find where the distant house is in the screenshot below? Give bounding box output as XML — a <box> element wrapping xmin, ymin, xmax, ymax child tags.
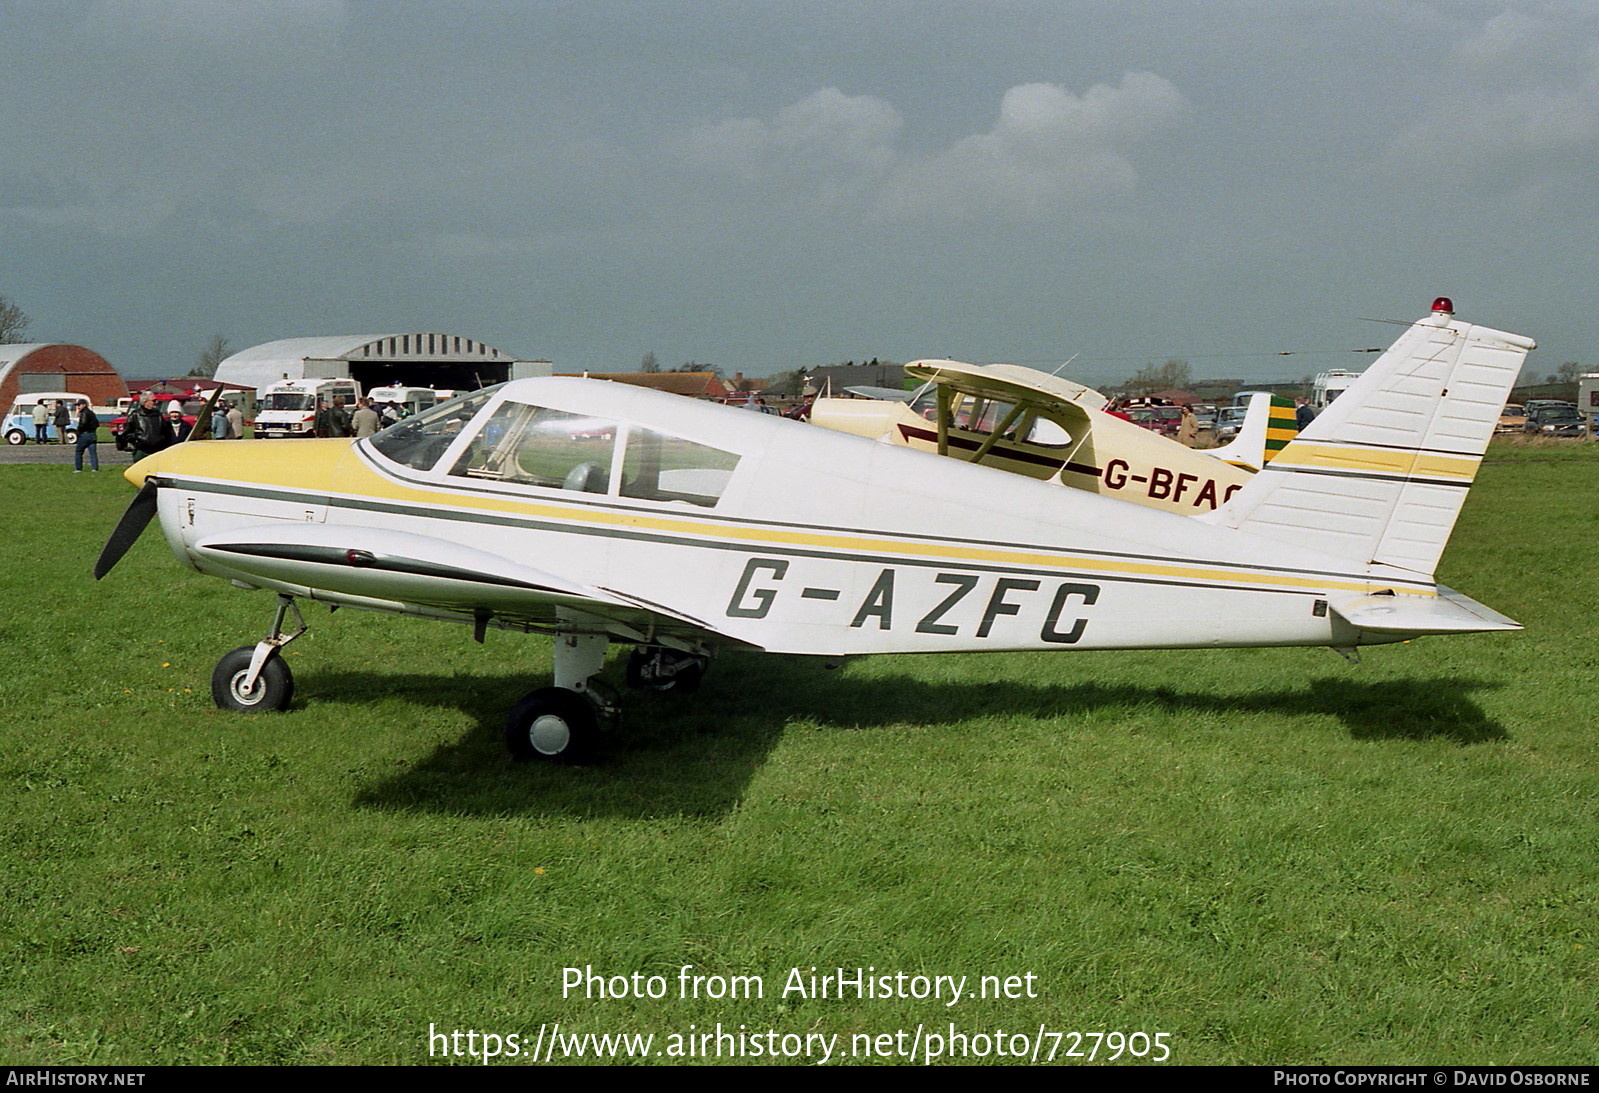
<box><xmin>569</xmin><ymin>371</ymin><xmax>731</xmax><ymax>401</ymax></box>
<box><xmin>0</xmin><ymin>343</ymin><xmax>128</xmax><ymax>407</ymax></box>
<box><xmin>127</xmin><ymin>377</ymin><xmax>259</xmax><ymax>413</ymax></box>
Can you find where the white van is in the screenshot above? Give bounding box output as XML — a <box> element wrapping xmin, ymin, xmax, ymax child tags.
<box><xmin>367</xmin><ymin>386</ymin><xmax>438</xmax><ymax>418</ymax></box>
<box><xmin>4</xmin><ymin>392</ymin><xmax>110</xmax><ymax>445</ymax></box>
<box><xmin>1312</xmin><ymin>370</ymin><xmax>1360</xmax><ymax>409</ymax></box>
<box><xmin>255</xmin><ymin>378</ymin><xmax>361</xmax><ymax>438</ymax></box>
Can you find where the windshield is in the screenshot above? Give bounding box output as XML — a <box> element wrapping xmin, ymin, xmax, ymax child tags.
<box><xmin>367</xmin><ymin>386</ymin><xmax>500</xmax><ymax>470</ymax></box>
<box><xmin>264</xmin><ymin>394</ymin><xmax>314</xmax><ymax>412</ymax></box>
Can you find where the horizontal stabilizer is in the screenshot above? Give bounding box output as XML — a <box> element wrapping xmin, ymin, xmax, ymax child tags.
<box><xmin>1329</xmin><ymin>585</ymin><xmax>1521</xmax><ymax>636</ymax></box>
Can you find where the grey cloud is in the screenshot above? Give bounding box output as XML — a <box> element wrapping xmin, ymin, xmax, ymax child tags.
<box><xmin>675</xmin><ymin>73</ymin><xmax>1188</xmax><ymax>222</ymax></box>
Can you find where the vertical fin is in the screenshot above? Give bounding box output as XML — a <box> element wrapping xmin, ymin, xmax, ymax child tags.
<box><xmin>1210</xmin><ymin>392</ymin><xmax>1299</xmax><ymax>471</ymax></box>
<box><xmin>1203</xmin><ymin>302</ymin><xmax>1535</xmax><ymax>578</ymax></box>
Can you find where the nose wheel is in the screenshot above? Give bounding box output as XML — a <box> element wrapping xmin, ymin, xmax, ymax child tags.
<box><xmin>210</xmin><ymin>594</ymin><xmax>306</xmax><ymax>713</ymax></box>
<box><xmin>212</xmin><ymin>646</ymin><xmax>295</xmax><ymax>712</ymax></box>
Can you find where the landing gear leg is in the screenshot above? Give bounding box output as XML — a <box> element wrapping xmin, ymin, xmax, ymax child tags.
<box><xmin>211</xmin><ymin>594</ymin><xmax>306</xmax><ymax>712</ymax></box>
<box><xmin>505</xmin><ymin>611</ymin><xmax>616</xmax><ymax>763</ymax></box>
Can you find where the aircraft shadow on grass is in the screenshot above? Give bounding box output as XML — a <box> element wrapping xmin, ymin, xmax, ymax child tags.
<box><xmin>341</xmin><ymin>655</ymin><xmax>1506</xmax><ymax>819</ymax></box>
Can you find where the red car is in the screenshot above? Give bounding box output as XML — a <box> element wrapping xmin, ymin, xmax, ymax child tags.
<box><xmin>1125</xmin><ymin>405</ymin><xmax>1182</xmax><ymax>437</ymax></box>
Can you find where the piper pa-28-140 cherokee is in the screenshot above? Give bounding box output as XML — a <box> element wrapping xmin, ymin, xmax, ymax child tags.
<box><xmin>96</xmin><ymin>299</ymin><xmax>1531</xmax><ymax>762</ymax></box>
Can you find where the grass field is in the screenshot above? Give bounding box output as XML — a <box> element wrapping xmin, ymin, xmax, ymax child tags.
<box><xmin>3</xmin><ymin>441</ymin><xmax>1596</xmax><ymax>1065</ymax></box>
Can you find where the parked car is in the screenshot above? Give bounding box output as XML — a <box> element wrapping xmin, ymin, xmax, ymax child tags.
<box><xmin>1496</xmin><ymin>403</ymin><xmax>1526</xmax><ymax>434</ymax></box>
<box><xmin>1213</xmin><ymin>405</ymin><xmax>1249</xmax><ymax>442</ymax></box>
<box><xmin>1524</xmin><ymin>404</ymin><xmax>1584</xmax><ymax>437</ymax></box>
<box><xmin>1126</xmin><ymin>405</ymin><xmax>1182</xmax><ymax>437</ymax></box>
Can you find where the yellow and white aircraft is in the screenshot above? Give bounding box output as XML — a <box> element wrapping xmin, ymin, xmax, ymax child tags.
<box><xmin>97</xmin><ymin>299</ymin><xmax>1530</xmax><ymax>762</ymax></box>
<box><xmin>810</xmin><ymin>363</ymin><xmax>1300</xmax><ymax>515</ymax></box>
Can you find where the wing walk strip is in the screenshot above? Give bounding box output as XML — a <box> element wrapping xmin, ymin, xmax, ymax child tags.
<box><xmin>165</xmin><ymin>474</ymin><xmax>1436</xmax><ymax>600</ymax></box>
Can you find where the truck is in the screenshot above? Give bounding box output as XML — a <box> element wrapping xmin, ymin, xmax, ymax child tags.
<box><xmin>254</xmin><ymin>378</ymin><xmax>361</xmax><ymax>439</ymax></box>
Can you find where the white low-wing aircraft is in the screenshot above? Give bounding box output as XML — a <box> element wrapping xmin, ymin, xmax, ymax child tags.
<box><xmin>97</xmin><ymin>299</ymin><xmax>1531</xmax><ymax>761</ymax></box>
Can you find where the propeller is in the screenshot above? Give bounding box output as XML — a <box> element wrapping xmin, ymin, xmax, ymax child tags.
<box><xmin>94</xmin><ymin>479</ymin><xmax>160</xmax><ymax>580</ymax></box>
<box><xmin>188</xmin><ymin>383</ymin><xmax>226</xmax><ymax>441</ymax></box>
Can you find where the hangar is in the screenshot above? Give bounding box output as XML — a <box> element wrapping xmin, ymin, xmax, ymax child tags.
<box><xmin>213</xmin><ymin>333</ymin><xmax>550</xmax><ymax>394</ymax></box>
<box><xmin>0</xmin><ymin>343</ymin><xmax>128</xmax><ymax>408</ymax></box>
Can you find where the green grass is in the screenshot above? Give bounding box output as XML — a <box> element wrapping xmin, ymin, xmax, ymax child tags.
<box><xmin>3</xmin><ymin>441</ymin><xmax>1597</xmax><ymax>1065</ymax></box>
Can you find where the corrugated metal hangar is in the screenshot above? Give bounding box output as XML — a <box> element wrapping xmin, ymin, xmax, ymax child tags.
<box><xmin>213</xmin><ymin>333</ymin><xmax>550</xmax><ymax>393</ymax></box>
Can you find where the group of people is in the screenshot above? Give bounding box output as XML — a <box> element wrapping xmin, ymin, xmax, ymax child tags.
<box><xmin>312</xmin><ymin>396</ymin><xmax>393</xmax><ymax>439</ymax></box>
<box><xmin>31</xmin><ymin>399</ymin><xmax>72</xmax><ymax>443</ymax></box>
<box><xmin>118</xmin><ymin>392</ymin><xmax>246</xmax><ymax>463</ymax></box>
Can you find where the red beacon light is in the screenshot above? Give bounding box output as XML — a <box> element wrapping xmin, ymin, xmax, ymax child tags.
<box><xmin>1431</xmin><ymin>297</ymin><xmax>1454</xmax><ymax>314</ymax></box>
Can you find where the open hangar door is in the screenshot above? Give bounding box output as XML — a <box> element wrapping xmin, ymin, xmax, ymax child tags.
<box><xmin>348</xmin><ymin>358</ymin><xmax>510</xmax><ymax>394</ymax></box>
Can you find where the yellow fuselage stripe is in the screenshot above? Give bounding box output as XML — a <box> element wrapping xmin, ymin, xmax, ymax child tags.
<box><xmin>147</xmin><ymin>440</ymin><xmax>1433</xmax><ymax>600</ymax></box>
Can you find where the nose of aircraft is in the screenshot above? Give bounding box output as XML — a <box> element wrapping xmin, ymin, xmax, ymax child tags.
<box><xmin>102</xmin><ymin>438</ymin><xmax>355</xmax><ymax>579</ymax></box>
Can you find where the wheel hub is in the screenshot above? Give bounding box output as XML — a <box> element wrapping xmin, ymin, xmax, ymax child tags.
<box><xmin>229</xmin><ymin>672</ymin><xmax>262</xmax><ymax>703</ymax></box>
<box><xmin>529</xmin><ymin>713</ymin><xmax>571</xmax><ymax>755</ymax></box>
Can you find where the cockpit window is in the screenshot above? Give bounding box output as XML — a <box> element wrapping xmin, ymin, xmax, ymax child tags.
<box><xmin>367</xmin><ymin>386</ymin><xmax>499</xmax><ymax>471</ymax></box>
<box><xmin>445</xmin><ymin>398</ymin><xmax>740</xmax><ymax>506</ymax></box>
<box><xmin>450</xmin><ymin>402</ymin><xmax>617</xmax><ymax>491</ymax></box>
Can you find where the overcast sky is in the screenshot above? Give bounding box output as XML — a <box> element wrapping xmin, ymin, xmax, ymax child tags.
<box><xmin>2</xmin><ymin>0</ymin><xmax>1594</xmax><ymax>385</ymax></box>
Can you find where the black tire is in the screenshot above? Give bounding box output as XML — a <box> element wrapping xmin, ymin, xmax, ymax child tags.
<box><xmin>506</xmin><ymin>686</ymin><xmax>597</xmax><ymax>763</ymax></box>
<box><xmin>625</xmin><ymin>647</ymin><xmax>706</xmax><ymax>694</ymax></box>
<box><xmin>63</xmin><ymin>430</ymin><xmax>78</xmax><ymax>444</ymax></box>
<box><xmin>211</xmin><ymin>646</ymin><xmax>295</xmax><ymax>712</ymax></box>
<box><xmin>4</xmin><ymin>430</ymin><xmax>25</xmax><ymax>446</ymax></box>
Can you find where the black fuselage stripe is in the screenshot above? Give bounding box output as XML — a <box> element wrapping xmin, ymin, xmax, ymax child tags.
<box><xmin>1258</xmin><ymin>464</ymin><xmax>1470</xmax><ymax>489</ymax></box>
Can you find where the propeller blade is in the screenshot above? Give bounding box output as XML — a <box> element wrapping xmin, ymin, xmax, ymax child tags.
<box><xmin>94</xmin><ymin>480</ymin><xmax>160</xmax><ymax>580</ymax></box>
<box><xmin>188</xmin><ymin>384</ymin><xmax>225</xmax><ymax>441</ymax></box>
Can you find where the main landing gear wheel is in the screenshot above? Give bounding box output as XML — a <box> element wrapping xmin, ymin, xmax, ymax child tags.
<box><xmin>506</xmin><ymin>686</ymin><xmax>598</xmax><ymax>763</ymax></box>
<box><xmin>211</xmin><ymin>646</ymin><xmax>295</xmax><ymax>712</ymax></box>
<box><xmin>625</xmin><ymin>647</ymin><xmax>707</xmax><ymax>694</ymax></box>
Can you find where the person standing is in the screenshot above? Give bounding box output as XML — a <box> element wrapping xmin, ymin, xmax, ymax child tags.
<box><xmin>166</xmin><ymin>403</ymin><xmax>193</xmax><ymax>443</ymax></box>
<box><xmin>73</xmin><ymin>399</ymin><xmax>100</xmax><ymax>471</ymax></box>
<box><xmin>316</xmin><ymin>395</ymin><xmax>351</xmax><ymax>438</ymax></box>
<box><xmin>1295</xmin><ymin>398</ymin><xmax>1317</xmax><ymax>430</ymax></box>
<box><xmin>122</xmin><ymin>392</ymin><xmax>174</xmax><ymax>461</ymax></box>
<box><xmin>32</xmin><ymin>400</ymin><xmax>48</xmax><ymax>442</ymax></box>
<box><xmin>210</xmin><ymin>402</ymin><xmax>232</xmax><ymax>440</ymax></box>
<box><xmin>1177</xmin><ymin>404</ymin><xmax>1198</xmax><ymax>447</ymax></box>
<box><xmin>52</xmin><ymin>400</ymin><xmax>71</xmax><ymax>443</ymax></box>
<box><xmin>351</xmin><ymin>397</ymin><xmax>381</xmax><ymax>438</ymax></box>
<box><xmin>226</xmin><ymin>400</ymin><xmax>245</xmax><ymax>439</ymax></box>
